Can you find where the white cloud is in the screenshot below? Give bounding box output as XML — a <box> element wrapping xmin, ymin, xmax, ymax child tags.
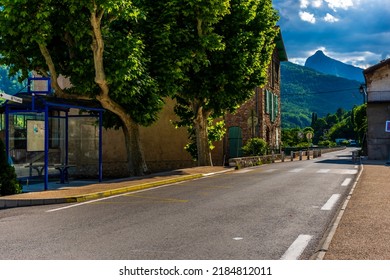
<box><xmin>312</xmin><ymin>0</ymin><xmax>323</xmax><ymax>8</ymax></box>
<box><xmin>300</xmin><ymin>0</ymin><xmax>310</xmax><ymax>8</ymax></box>
<box><xmin>299</xmin><ymin>11</ymin><xmax>316</xmax><ymax>23</ymax></box>
<box><xmin>325</xmin><ymin>0</ymin><xmax>355</xmax><ymax>11</ymax></box>
<box><xmin>324</xmin><ymin>13</ymin><xmax>339</xmax><ymax>22</ymax></box>
<box><xmin>300</xmin><ymin>0</ymin><xmax>323</xmax><ymax>9</ymax></box>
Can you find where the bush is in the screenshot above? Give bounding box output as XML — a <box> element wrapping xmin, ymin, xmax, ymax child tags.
<box><xmin>242</xmin><ymin>138</ymin><xmax>268</xmax><ymax>156</ymax></box>
<box><xmin>318</xmin><ymin>140</ymin><xmax>336</xmax><ymax>147</ymax></box>
<box><xmin>0</xmin><ymin>139</ymin><xmax>22</xmax><ymax>196</ymax></box>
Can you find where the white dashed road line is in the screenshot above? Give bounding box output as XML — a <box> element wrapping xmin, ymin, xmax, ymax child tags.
<box><xmin>280</xmin><ymin>234</ymin><xmax>313</xmax><ymax>260</ymax></box>
<box><xmin>316</xmin><ymin>169</ymin><xmax>330</xmax><ymax>173</ymax></box>
<box><xmin>341</xmin><ymin>178</ymin><xmax>352</xmax><ymax>187</ymax></box>
<box><xmin>321</xmin><ymin>194</ymin><xmax>341</xmax><ymax>211</ymax></box>
<box><xmin>289</xmin><ymin>168</ymin><xmax>304</xmax><ymax>173</ymax></box>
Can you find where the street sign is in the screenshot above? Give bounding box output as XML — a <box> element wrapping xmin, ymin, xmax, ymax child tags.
<box><xmin>386</xmin><ymin>121</ymin><xmax>390</xmax><ymax>132</ymax></box>
<box><xmin>0</xmin><ymin>92</ymin><xmax>23</xmax><ymax>104</ymax></box>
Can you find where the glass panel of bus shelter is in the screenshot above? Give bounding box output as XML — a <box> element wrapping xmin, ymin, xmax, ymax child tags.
<box><xmin>8</xmin><ymin>112</ymin><xmax>45</xmax><ymax>178</ymax></box>
<box><xmin>68</xmin><ymin>115</ymin><xmax>99</xmax><ymax>179</ymax></box>
<box><xmin>8</xmin><ymin>112</ymin><xmax>67</xmax><ymax>180</ymax></box>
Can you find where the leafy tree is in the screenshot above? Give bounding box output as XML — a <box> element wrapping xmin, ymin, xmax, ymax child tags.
<box><xmin>144</xmin><ymin>0</ymin><xmax>279</xmax><ymax>165</ymax></box>
<box><xmin>0</xmin><ymin>0</ymin><xmax>165</xmax><ymax>175</ymax></box>
<box><xmin>326</xmin><ymin>117</ymin><xmax>354</xmax><ymax>141</ymax></box>
<box><xmin>352</xmin><ymin>104</ymin><xmax>367</xmax><ymax>142</ymax></box>
<box><xmin>325</xmin><ymin>113</ymin><xmax>339</xmax><ymax>128</ymax></box>
<box><xmin>281</xmin><ymin>128</ymin><xmax>305</xmax><ymax>147</ymax></box>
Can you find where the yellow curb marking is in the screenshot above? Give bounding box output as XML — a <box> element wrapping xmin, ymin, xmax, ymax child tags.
<box><xmin>64</xmin><ymin>174</ymin><xmax>203</xmax><ymax>203</ymax></box>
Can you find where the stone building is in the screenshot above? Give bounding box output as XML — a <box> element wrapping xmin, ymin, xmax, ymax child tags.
<box><xmin>363</xmin><ymin>58</ymin><xmax>390</xmax><ymax>161</ymax></box>
<box><xmin>224</xmin><ymin>29</ymin><xmax>288</xmax><ymax>158</ymax></box>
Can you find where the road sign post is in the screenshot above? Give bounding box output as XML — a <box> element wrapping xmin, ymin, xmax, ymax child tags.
<box><xmin>0</xmin><ymin>93</ymin><xmax>23</xmax><ymax>104</ymax></box>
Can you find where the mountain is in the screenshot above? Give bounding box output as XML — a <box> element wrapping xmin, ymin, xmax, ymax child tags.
<box><xmin>281</xmin><ymin>61</ymin><xmax>363</xmax><ymax>128</ymax></box>
<box><xmin>304</xmin><ymin>50</ymin><xmax>364</xmax><ymax>82</ymax></box>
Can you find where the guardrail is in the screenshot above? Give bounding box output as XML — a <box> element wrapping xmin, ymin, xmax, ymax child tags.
<box><xmin>228</xmin><ymin>147</ymin><xmax>346</xmax><ymax>169</ymax></box>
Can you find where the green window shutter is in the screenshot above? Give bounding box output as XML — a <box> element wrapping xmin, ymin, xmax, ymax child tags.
<box><xmin>274</xmin><ymin>95</ymin><xmax>279</xmax><ymax>117</ymax></box>
<box><xmin>265</xmin><ymin>90</ymin><xmax>269</xmax><ymax>114</ymax></box>
<box><xmin>271</xmin><ymin>93</ymin><xmax>275</xmax><ymax>122</ymax></box>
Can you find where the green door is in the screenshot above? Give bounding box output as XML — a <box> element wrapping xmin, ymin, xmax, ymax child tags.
<box><xmin>228</xmin><ymin>126</ymin><xmax>243</xmax><ymax>158</ymax></box>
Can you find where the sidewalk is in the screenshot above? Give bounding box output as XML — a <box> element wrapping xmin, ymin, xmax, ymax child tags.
<box><xmin>321</xmin><ymin>160</ymin><xmax>390</xmax><ymax>260</ymax></box>
<box><xmin>0</xmin><ymin>166</ymin><xmax>233</xmax><ymax>209</ymax></box>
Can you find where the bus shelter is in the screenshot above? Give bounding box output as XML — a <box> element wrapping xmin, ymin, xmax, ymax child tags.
<box><xmin>0</xmin><ymin>87</ymin><xmax>104</xmax><ymax>191</ymax></box>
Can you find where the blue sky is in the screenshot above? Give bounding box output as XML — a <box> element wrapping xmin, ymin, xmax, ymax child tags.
<box><xmin>273</xmin><ymin>0</ymin><xmax>390</xmax><ymax>68</ymax></box>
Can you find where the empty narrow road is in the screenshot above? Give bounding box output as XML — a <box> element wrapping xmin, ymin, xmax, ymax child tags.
<box><xmin>0</xmin><ymin>149</ymin><xmax>358</xmax><ymax>260</ymax></box>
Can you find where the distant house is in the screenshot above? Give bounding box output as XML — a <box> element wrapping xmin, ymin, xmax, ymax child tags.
<box><xmin>223</xmin><ymin>28</ymin><xmax>288</xmax><ymax>158</ymax></box>
<box><xmin>363</xmin><ymin>58</ymin><xmax>390</xmax><ymax>161</ymax></box>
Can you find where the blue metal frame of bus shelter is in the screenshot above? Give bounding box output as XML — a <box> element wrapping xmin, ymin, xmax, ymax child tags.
<box><xmin>1</xmin><ymin>82</ymin><xmax>104</xmax><ymax>191</ymax></box>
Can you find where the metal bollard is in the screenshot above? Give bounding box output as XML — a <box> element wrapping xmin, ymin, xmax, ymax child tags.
<box><xmin>281</xmin><ymin>151</ymin><xmax>285</xmax><ymax>162</ymax></box>
<box><xmin>291</xmin><ymin>151</ymin><xmax>294</xmax><ymax>161</ymax></box>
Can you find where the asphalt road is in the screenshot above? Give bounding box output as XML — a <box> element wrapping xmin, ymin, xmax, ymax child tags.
<box><xmin>0</xmin><ymin>149</ymin><xmax>358</xmax><ymax>260</ymax></box>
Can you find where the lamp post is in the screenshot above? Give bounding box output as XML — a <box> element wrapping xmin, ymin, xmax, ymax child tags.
<box><xmin>359</xmin><ymin>84</ymin><xmax>367</xmax><ymax>104</ymax></box>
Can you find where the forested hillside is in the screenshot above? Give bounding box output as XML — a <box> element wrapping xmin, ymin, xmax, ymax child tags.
<box><xmin>280</xmin><ymin>61</ymin><xmax>363</xmax><ymax>128</ymax></box>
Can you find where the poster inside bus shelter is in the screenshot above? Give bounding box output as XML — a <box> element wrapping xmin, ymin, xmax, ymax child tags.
<box><xmin>27</xmin><ymin>120</ymin><xmax>45</xmax><ymax>152</ymax></box>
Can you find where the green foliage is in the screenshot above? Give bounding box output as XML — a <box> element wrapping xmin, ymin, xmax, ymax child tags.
<box><xmin>174</xmin><ymin>99</ymin><xmax>226</xmax><ymax>160</ymax></box>
<box><xmin>0</xmin><ymin>139</ymin><xmax>22</xmax><ymax>196</ymax></box>
<box><xmin>318</xmin><ymin>140</ymin><xmax>336</xmax><ymax>147</ymax></box>
<box><xmin>282</xmin><ymin>127</ymin><xmax>314</xmax><ymax>147</ymax></box>
<box><xmin>309</xmin><ymin>105</ymin><xmax>366</xmax><ymax>147</ymax></box>
<box><xmin>352</xmin><ymin>104</ymin><xmax>367</xmax><ymax>144</ymax></box>
<box><xmin>145</xmin><ymin>0</ymin><xmax>279</xmax><ymax>163</ymax></box>
<box><xmin>0</xmin><ymin>0</ymin><xmax>164</xmax><ymax>129</ymax></box>
<box><xmin>241</xmin><ymin>138</ymin><xmax>268</xmax><ymax>156</ymax></box>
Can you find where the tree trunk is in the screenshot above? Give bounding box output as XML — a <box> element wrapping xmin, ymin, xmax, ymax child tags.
<box><xmin>90</xmin><ymin>7</ymin><xmax>148</xmax><ymax>176</ymax></box>
<box><xmin>98</xmin><ymin>96</ymin><xmax>148</xmax><ymax>176</ymax></box>
<box><xmin>193</xmin><ymin>104</ymin><xmax>212</xmax><ymax>166</ymax></box>
<box><xmin>121</xmin><ymin>116</ymin><xmax>149</xmax><ymax>176</ymax></box>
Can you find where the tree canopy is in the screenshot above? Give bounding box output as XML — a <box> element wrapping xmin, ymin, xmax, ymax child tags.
<box><xmin>0</xmin><ymin>0</ymin><xmax>164</xmax><ymax>175</ymax></box>
<box><xmin>0</xmin><ymin>0</ymin><xmax>281</xmax><ymax>170</ymax></box>
<box><xmin>144</xmin><ymin>0</ymin><xmax>279</xmax><ymax>165</ymax></box>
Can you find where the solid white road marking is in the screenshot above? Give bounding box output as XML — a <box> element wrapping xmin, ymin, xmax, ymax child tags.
<box><xmin>331</xmin><ymin>169</ymin><xmax>358</xmax><ymax>175</ymax></box>
<box><xmin>233</xmin><ymin>237</ymin><xmax>243</xmax><ymax>240</ymax></box>
<box><xmin>280</xmin><ymin>234</ymin><xmax>313</xmax><ymax>260</ymax></box>
<box><xmin>46</xmin><ymin>183</ymin><xmax>184</xmax><ymax>213</ymax></box>
<box><xmin>341</xmin><ymin>178</ymin><xmax>352</xmax><ymax>187</ymax></box>
<box><xmin>265</xmin><ymin>169</ymin><xmax>277</xmax><ymax>173</ymax></box>
<box><xmin>321</xmin><ymin>194</ymin><xmax>341</xmax><ymax>211</ymax></box>
<box><xmin>235</xmin><ymin>169</ymin><xmax>253</xmax><ymax>174</ymax></box>
<box><xmin>316</xmin><ymin>169</ymin><xmax>330</xmax><ymax>173</ymax></box>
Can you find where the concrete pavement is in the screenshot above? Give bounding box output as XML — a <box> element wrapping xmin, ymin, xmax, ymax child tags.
<box><xmin>1</xmin><ymin>156</ymin><xmax>390</xmax><ymax>260</ymax></box>
<box><xmin>320</xmin><ymin>160</ymin><xmax>390</xmax><ymax>260</ymax></box>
